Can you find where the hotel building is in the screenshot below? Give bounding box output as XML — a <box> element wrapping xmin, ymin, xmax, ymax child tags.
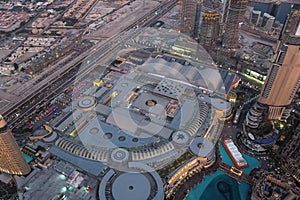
<box><xmin>246</xmin><ymin>8</ymin><xmax>300</xmax><ymax>128</ymax></box>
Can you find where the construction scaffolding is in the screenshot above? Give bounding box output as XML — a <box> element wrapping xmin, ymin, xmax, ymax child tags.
<box><xmin>222</xmin><ymin>0</ymin><xmax>248</xmax><ymax>50</ymax></box>
<box><xmin>179</xmin><ymin>0</ymin><xmax>202</xmax><ymax>38</ymax></box>
<box><xmin>199</xmin><ymin>11</ymin><xmax>220</xmax><ymax>46</ymax></box>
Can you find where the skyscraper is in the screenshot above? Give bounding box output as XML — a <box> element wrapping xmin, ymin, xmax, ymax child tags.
<box><xmin>194</xmin><ymin>1</ymin><xmax>202</xmax><ymax>37</ymax></box>
<box><xmin>199</xmin><ymin>11</ymin><xmax>220</xmax><ymax>46</ymax></box>
<box><xmin>0</xmin><ymin>115</ymin><xmax>30</xmax><ymax>175</ymax></box>
<box><xmin>221</xmin><ymin>0</ymin><xmax>230</xmax><ymax>24</ymax></box>
<box><xmin>267</xmin><ymin>2</ymin><xmax>280</xmax><ymax>21</ymax></box>
<box><xmin>267</xmin><ymin>2</ymin><xmax>291</xmax><ymax>24</ymax></box>
<box><xmin>261</xmin><ymin>13</ymin><xmax>275</xmax><ymax>32</ymax></box>
<box><xmin>246</xmin><ymin>8</ymin><xmax>300</xmax><ymax>128</ymax></box>
<box><xmin>280</xmin><ymin>8</ymin><xmax>300</xmax><ymax>44</ymax></box>
<box><xmin>259</xmin><ymin>39</ymin><xmax>300</xmax><ymax>119</ymax></box>
<box><xmin>222</xmin><ymin>0</ymin><xmax>248</xmax><ymax>50</ymax></box>
<box><xmin>180</xmin><ymin>0</ymin><xmax>202</xmax><ymax>38</ymax></box>
<box><xmin>250</xmin><ymin>10</ymin><xmax>261</xmax><ymax>26</ymax></box>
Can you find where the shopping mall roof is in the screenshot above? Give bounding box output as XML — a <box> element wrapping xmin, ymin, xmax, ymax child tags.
<box><xmin>52</xmin><ymin>48</ymin><xmax>229</xmax><ymax>172</ymax></box>
<box><xmin>189</xmin><ymin>137</ymin><xmax>214</xmax><ymax>157</ymax></box>
<box><xmin>99</xmin><ymin>169</ymin><xmax>164</xmax><ymax>200</ymax></box>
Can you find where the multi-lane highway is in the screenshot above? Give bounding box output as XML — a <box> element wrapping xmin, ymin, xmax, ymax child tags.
<box><xmin>4</xmin><ymin>0</ymin><xmax>179</xmax><ymax>130</ymax></box>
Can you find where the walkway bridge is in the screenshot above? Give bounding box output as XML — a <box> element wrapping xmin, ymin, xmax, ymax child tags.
<box><xmin>219</xmin><ymin>162</ymin><xmax>254</xmax><ymax>185</ymax></box>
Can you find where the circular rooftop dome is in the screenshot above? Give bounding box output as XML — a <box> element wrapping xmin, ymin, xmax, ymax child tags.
<box><xmin>189</xmin><ymin>137</ymin><xmax>214</xmax><ymax>158</ymax></box>
<box><xmin>77</xmin><ymin>96</ymin><xmax>97</xmax><ymax>111</ymax></box>
<box><xmin>99</xmin><ymin>168</ymin><xmax>164</xmax><ymax>200</ymax></box>
<box><xmin>111</xmin><ymin>148</ymin><xmax>129</xmax><ymax>163</ymax></box>
<box><xmin>112</xmin><ymin>173</ymin><xmax>151</xmax><ymax>200</ymax></box>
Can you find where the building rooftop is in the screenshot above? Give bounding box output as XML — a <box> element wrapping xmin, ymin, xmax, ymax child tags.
<box><xmin>19</xmin><ymin>161</ymin><xmax>98</xmax><ymax>200</ymax></box>
<box><xmin>111</xmin><ymin>173</ymin><xmax>151</xmax><ymax>199</ymax></box>
<box><xmin>252</xmin><ymin>42</ymin><xmax>273</xmax><ymax>56</ymax></box>
<box><xmin>49</xmin><ymin>48</ymin><xmax>231</xmax><ymax>173</ymax></box>
<box><xmin>189</xmin><ymin>137</ymin><xmax>214</xmax><ymax>158</ymax></box>
<box><xmin>99</xmin><ymin>169</ymin><xmax>164</xmax><ymax>200</ymax></box>
<box><xmin>263</xmin><ymin>13</ymin><xmax>275</xmax><ymax>19</ymax></box>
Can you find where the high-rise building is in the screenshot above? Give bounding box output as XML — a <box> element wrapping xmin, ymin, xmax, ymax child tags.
<box><xmin>0</xmin><ymin>115</ymin><xmax>30</xmax><ymax>175</ymax></box>
<box><xmin>280</xmin><ymin>8</ymin><xmax>300</xmax><ymax>44</ymax></box>
<box><xmin>246</xmin><ymin>8</ymin><xmax>300</xmax><ymax>128</ymax></box>
<box><xmin>180</xmin><ymin>0</ymin><xmax>202</xmax><ymax>38</ymax></box>
<box><xmin>261</xmin><ymin>13</ymin><xmax>275</xmax><ymax>32</ymax></box>
<box><xmin>267</xmin><ymin>2</ymin><xmax>291</xmax><ymax>24</ymax></box>
<box><xmin>222</xmin><ymin>0</ymin><xmax>248</xmax><ymax>50</ymax></box>
<box><xmin>259</xmin><ymin>39</ymin><xmax>300</xmax><ymax>119</ymax></box>
<box><xmin>199</xmin><ymin>11</ymin><xmax>220</xmax><ymax>46</ymax></box>
<box><xmin>267</xmin><ymin>2</ymin><xmax>280</xmax><ymax>21</ymax></box>
<box><xmin>221</xmin><ymin>0</ymin><xmax>230</xmax><ymax>24</ymax></box>
<box><xmin>194</xmin><ymin>1</ymin><xmax>202</xmax><ymax>37</ymax></box>
<box><xmin>250</xmin><ymin>10</ymin><xmax>261</xmax><ymax>26</ymax></box>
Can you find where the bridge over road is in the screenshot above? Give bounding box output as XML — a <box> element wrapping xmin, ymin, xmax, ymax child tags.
<box><xmin>219</xmin><ymin>162</ymin><xmax>254</xmax><ymax>185</ymax></box>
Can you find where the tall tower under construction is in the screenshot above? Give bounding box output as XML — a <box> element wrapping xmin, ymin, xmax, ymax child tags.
<box><xmin>221</xmin><ymin>0</ymin><xmax>230</xmax><ymax>23</ymax></box>
<box><xmin>246</xmin><ymin>8</ymin><xmax>300</xmax><ymax>128</ymax></box>
<box><xmin>222</xmin><ymin>0</ymin><xmax>248</xmax><ymax>50</ymax></box>
<box><xmin>199</xmin><ymin>11</ymin><xmax>220</xmax><ymax>47</ymax></box>
<box><xmin>180</xmin><ymin>0</ymin><xmax>202</xmax><ymax>38</ymax></box>
<box><xmin>0</xmin><ymin>115</ymin><xmax>31</xmax><ymax>175</ymax></box>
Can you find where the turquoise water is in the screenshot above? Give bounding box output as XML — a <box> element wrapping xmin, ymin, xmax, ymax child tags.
<box><xmin>187</xmin><ymin>170</ymin><xmax>225</xmax><ymax>200</ymax></box>
<box><xmin>187</xmin><ymin>142</ymin><xmax>260</xmax><ymax>200</ymax></box>
<box><xmin>23</xmin><ymin>152</ymin><xmax>33</xmax><ymax>163</ymax></box>
<box><xmin>198</xmin><ymin>174</ymin><xmax>242</xmax><ymax>200</ymax></box>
